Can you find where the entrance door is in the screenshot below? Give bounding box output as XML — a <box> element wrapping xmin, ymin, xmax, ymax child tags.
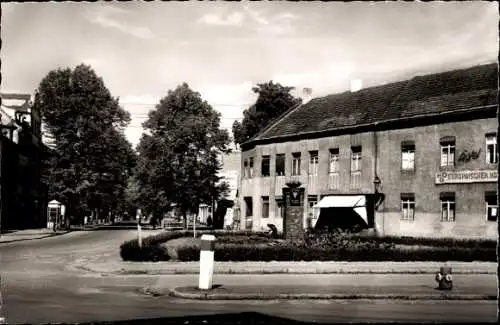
<box><xmin>314</xmin><ymin>207</ymin><xmax>368</xmax><ymax>232</ymax></box>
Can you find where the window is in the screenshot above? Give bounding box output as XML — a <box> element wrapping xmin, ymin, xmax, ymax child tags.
<box><xmin>243</xmin><ymin>159</ymin><xmax>248</xmax><ymax>178</ymax></box>
<box><xmin>262</xmin><ymin>196</ymin><xmax>269</xmax><ymax>219</ymax></box>
<box><xmin>308</xmin><ymin>196</ymin><xmax>319</xmax><ymax>220</ymax></box>
<box><xmin>440</xmin><ymin>193</ymin><xmax>455</xmax><ymax>222</ymax></box>
<box><xmin>350</xmin><ymin>146</ymin><xmax>362</xmax><ymax>188</ymax></box>
<box><xmin>440</xmin><ymin>138</ymin><xmax>455</xmax><ymax>167</ymax></box>
<box><xmin>244</xmin><ymin>197</ymin><xmax>253</xmax><ymax>217</ymax></box>
<box><xmin>485</xmin><ymin>192</ymin><xmax>497</xmax><ymax>222</ymax></box>
<box><xmin>351</xmin><ymin>146</ymin><xmax>362</xmax><ymax>172</ymax></box>
<box><xmin>276</xmin><ymin>154</ymin><xmax>285</xmax><ymax>176</ymax></box>
<box><xmin>249</xmin><ymin>157</ymin><xmax>254</xmax><ymax>178</ymax></box>
<box><xmin>261</xmin><ymin>155</ymin><xmax>270</xmax><ymax>177</ymax></box>
<box><xmin>309</xmin><ymin>151</ymin><xmax>319</xmax><ymax>176</ymax></box>
<box><xmin>401</xmin><ymin>193</ymin><xmax>415</xmax><ymax>221</ymax></box>
<box><xmin>292</xmin><ymin>152</ymin><xmax>301</xmax><ymax>176</ymax></box>
<box><xmin>244</xmin><ymin>197</ymin><xmax>253</xmax><ymax>230</ymax></box>
<box><xmin>329</xmin><ymin>148</ymin><xmax>339</xmax><ymax>173</ymax></box>
<box><xmin>486</xmin><ymin>134</ymin><xmax>498</xmax><ymax>164</ymax></box>
<box><xmin>401</xmin><ymin>142</ymin><xmax>415</xmax><ymax>171</ymax></box>
<box><xmin>275</xmin><ymin>198</ymin><xmax>284</xmax><ymax>218</ymax></box>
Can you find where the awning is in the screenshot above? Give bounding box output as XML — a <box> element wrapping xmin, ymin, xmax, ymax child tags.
<box><xmin>314</xmin><ymin>195</ymin><xmax>368</xmax><ymax>225</ymax></box>
<box><xmin>314</xmin><ymin>195</ymin><xmax>365</xmax><ymax>208</ymax></box>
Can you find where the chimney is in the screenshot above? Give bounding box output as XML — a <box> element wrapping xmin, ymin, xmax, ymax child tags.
<box><xmin>350</xmin><ymin>79</ymin><xmax>362</xmax><ymax>92</ymax></box>
<box><xmin>302</xmin><ymin>87</ymin><xmax>313</xmax><ymax>104</ymax></box>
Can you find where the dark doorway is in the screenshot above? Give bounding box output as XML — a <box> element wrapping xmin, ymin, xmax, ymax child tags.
<box><xmin>314</xmin><ymin>207</ymin><xmax>368</xmax><ymax>232</ymax></box>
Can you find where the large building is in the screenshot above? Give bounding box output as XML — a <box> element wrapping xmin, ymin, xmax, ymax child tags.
<box><xmin>0</xmin><ymin>92</ymin><xmax>51</xmax><ymax>231</ymax></box>
<box><xmin>238</xmin><ymin>63</ymin><xmax>498</xmax><ymax>239</ymax></box>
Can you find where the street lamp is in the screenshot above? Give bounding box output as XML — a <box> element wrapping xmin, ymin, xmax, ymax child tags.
<box><xmin>373</xmin><ymin>175</ymin><xmax>381</xmax><ymax>191</ymax></box>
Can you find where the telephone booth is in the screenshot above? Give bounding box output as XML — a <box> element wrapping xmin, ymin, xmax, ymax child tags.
<box><xmin>47</xmin><ymin>200</ymin><xmax>65</xmax><ymax>229</ymax></box>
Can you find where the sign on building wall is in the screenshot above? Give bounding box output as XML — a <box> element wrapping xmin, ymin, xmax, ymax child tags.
<box><xmin>435</xmin><ymin>170</ymin><xmax>498</xmax><ymax>184</ymax></box>
<box><xmin>287</xmin><ymin>188</ymin><xmax>302</xmax><ymax>206</ymax></box>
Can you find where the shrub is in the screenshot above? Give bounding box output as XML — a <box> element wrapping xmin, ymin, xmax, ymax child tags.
<box><xmin>120</xmin><ymin>229</ymin><xmax>270</xmax><ymax>262</ymax></box>
<box><xmin>291</xmin><ymin>230</ymin><xmax>395</xmax><ymax>251</ymax></box>
<box><xmin>216</xmin><ymin>234</ymin><xmax>272</xmax><ymax>244</ymax></box>
<box><xmin>120</xmin><ymin>231</ymin><xmax>188</xmax><ymax>261</ymax></box>
<box><xmin>349</xmin><ymin>234</ymin><xmax>496</xmax><ymax>249</ymax></box>
<box><xmin>121</xmin><ymin>228</ymin><xmax>497</xmax><ymax>262</ymax></box>
<box><xmin>176</xmin><ymin>242</ymin><xmax>496</xmax><ymax>262</ymax></box>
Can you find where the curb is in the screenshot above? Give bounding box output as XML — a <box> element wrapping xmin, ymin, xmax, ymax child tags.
<box><xmin>170</xmin><ymin>287</ymin><xmax>498</xmax><ymax>301</ymax></box>
<box><xmin>75</xmin><ymin>264</ymin><xmax>498</xmax><ymax>276</ymax></box>
<box><xmin>0</xmin><ymin>231</ymin><xmax>71</xmax><ymax>244</ymax></box>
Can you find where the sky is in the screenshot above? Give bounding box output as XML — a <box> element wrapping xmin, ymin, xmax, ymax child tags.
<box><xmin>1</xmin><ymin>1</ymin><xmax>498</xmax><ymax>149</ymax></box>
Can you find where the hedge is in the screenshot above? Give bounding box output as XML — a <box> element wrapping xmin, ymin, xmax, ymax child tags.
<box><xmin>176</xmin><ymin>243</ymin><xmax>497</xmax><ymax>262</ymax></box>
<box><xmin>120</xmin><ymin>231</ymin><xmax>186</xmax><ymax>261</ymax></box>
<box><xmin>120</xmin><ymin>229</ymin><xmax>498</xmax><ymax>262</ymax></box>
<box><xmin>349</xmin><ymin>234</ymin><xmax>497</xmax><ymax>249</ymax></box>
<box><xmin>120</xmin><ymin>230</ymin><xmax>268</xmax><ymax>262</ymax></box>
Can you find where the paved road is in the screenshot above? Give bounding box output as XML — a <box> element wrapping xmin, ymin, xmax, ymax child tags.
<box><xmin>0</xmin><ymin>230</ymin><xmax>498</xmax><ymax>324</ymax></box>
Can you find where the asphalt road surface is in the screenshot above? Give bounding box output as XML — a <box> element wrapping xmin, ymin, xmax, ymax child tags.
<box><xmin>0</xmin><ymin>230</ymin><xmax>498</xmax><ymax>324</ymax></box>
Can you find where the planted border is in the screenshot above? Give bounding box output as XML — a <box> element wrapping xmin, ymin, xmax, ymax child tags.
<box><xmin>349</xmin><ymin>234</ymin><xmax>497</xmax><ymax>249</ymax></box>
<box><xmin>120</xmin><ymin>229</ymin><xmax>497</xmax><ymax>262</ymax></box>
<box><xmin>120</xmin><ymin>230</ymin><xmax>268</xmax><ymax>261</ymax></box>
<box><xmin>176</xmin><ymin>244</ymin><xmax>497</xmax><ymax>262</ymax></box>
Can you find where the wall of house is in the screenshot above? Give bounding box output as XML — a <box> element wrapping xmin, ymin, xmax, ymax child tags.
<box><xmin>375</xmin><ymin>117</ymin><xmax>498</xmax><ymax>239</ymax></box>
<box><xmin>0</xmin><ymin>134</ymin><xmax>47</xmax><ymax>230</ymax></box>
<box><xmin>240</xmin><ymin>132</ymin><xmax>377</xmax><ymax>232</ymax></box>
<box><xmin>219</xmin><ymin>151</ymin><xmax>240</xmax><ymax>200</ymax></box>
<box><xmin>240</xmin><ymin>117</ymin><xmax>498</xmax><ymax>238</ymax></box>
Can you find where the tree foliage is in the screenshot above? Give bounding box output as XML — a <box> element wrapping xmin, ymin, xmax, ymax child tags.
<box><xmin>136</xmin><ymin>83</ymin><xmax>231</xmax><ymax>227</ymax></box>
<box><xmin>34</xmin><ymin>64</ymin><xmax>136</xmax><ymax>223</ymax></box>
<box><xmin>232</xmin><ymin>81</ymin><xmax>301</xmax><ymax>145</ymax></box>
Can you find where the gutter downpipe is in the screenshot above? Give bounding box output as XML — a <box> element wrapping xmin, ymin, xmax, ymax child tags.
<box><xmin>373</xmin><ymin>123</ymin><xmax>382</xmax><ymax>235</ymax></box>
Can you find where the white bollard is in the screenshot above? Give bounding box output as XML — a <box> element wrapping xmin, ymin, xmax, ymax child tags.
<box><xmin>198</xmin><ymin>234</ymin><xmax>216</xmax><ymax>290</ymax></box>
<box><xmin>137</xmin><ymin>224</ymin><xmax>143</xmax><ymax>249</ymax></box>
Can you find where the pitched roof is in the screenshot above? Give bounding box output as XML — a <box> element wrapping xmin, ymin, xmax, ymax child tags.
<box><xmin>246</xmin><ymin>63</ymin><xmax>498</xmax><ymax>148</ymax></box>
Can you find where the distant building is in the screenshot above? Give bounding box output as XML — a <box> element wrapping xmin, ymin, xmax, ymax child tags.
<box><xmin>216</xmin><ymin>150</ymin><xmax>241</xmax><ymax>228</ymax></box>
<box><xmin>171</xmin><ymin>150</ymin><xmax>241</xmax><ymax>228</ymax></box>
<box><xmin>238</xmin><ymin>63</ymin><xmax>498</xmax><ymax>239</ymax></box>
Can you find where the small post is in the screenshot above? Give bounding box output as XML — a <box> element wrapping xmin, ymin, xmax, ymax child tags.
<box><xmin>198</xmin><ymin>234</ymin><xmax>216</xmax><ymax>290</ymax></box>
<box><xmin>193</xmin><ymin>213</ymin><xmax>196</xmax><ymax>238</ymax></box>
<box><xmin>136</xmin><ymin>209</ymin><xmax>143</xmax><ymax>249</ymax></box>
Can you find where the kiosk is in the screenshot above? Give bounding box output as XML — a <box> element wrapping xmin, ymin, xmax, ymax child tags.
<box><xmin>47</xmin><ymin>200</ymin><xmax>65</xmax><ymax>229</ymax></box>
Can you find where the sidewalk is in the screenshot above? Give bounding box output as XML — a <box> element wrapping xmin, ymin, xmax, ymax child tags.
<box><xmin>0</xmin><ymin>229</ymin><xmax>70</xmax><ymax>244</ymax></box>
<box><xmin>143</xmin><ymin>273</ymin><xmax>498</xmax><ymax>301</ymax></box>
<box><xmin>77</xmin><ymin>260</ymin><xmax>498</xmax><ymax>275</ymax></box>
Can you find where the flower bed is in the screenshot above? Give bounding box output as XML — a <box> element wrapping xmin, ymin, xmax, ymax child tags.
<box><xmin>120</xmin><ymin>230</ymin><xmax>267</xmax><ymax>261</ymax></box>
<box><xmin>120</xmin><ymin>229</ymin><xmax>497</xmax><ymax>262</ymax></box>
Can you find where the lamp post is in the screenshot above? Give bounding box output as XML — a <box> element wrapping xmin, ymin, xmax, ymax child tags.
<box><xmin>373</xmin><ymin>175</ymin><xmax>381</xmax><ymax>191</ymax></box>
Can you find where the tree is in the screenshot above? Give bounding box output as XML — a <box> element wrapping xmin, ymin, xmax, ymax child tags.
<box><xmin>136</xmin><ymin>83</ymin><xmax>231</xmax><ymax>228</ymax></box>
<box><xmin>34</xmin><ymin>64</ymin><xmax>135</xmax><ymax>224</ymax></box>
<box><xmin>232</xmin><ymin>81</ymin><xmax>301</xmax><ymax>145</ymax></box>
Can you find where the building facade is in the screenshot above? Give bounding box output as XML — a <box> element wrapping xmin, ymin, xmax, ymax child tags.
<box><xmin>217</xmin><ymin>150</ymin><xmax>241</xmax><ymax>228</ymax></box>
<box><xmin>0</xmin><ymin>92</ymin><xmax>51</xmax><ymax>231</ymax></box>
<box><xmin>238</xmin><ymin>63</ymin><xmax>498</xmax><ymax>239</ymax></box>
